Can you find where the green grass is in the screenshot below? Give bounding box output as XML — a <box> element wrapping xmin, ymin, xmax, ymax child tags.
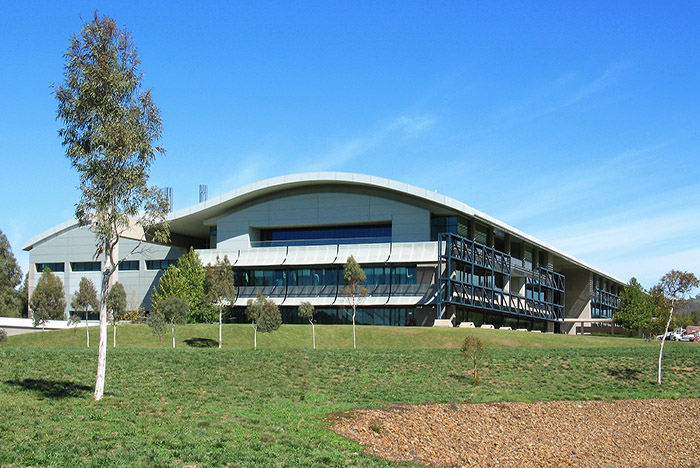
<box><xmin>1</xmin><ymin>326</ymin><xmax>698</xmax><ymax>467</ymax></box>
<box><xmin>6</xmin><ymin>323</ymin><xmax>655</xmax><ymax>349</ymax></box>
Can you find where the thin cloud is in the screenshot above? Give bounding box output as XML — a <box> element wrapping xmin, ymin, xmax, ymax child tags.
<box><xmin>305</xmin><ymin>114</ymin><xmax>436</xmax><ymax>171</ymax></box>
<box><xmin>560</xmin><ymin>62</ymin><xmax>628</xmax><ymax>108</ymax></box>
<box><xmin>551</xmin><ymin>211</ymin><xmax>700</xmax><ymax>257</ymax></box>
<box><xmin>217</xmin><ymin>156</ymin><xmax>269</xmax><ymax>195</ymax></box>
<box><xmin>498</xmin><ymin>141</ymin><xmax>675</xmax><ymax>225</ymax></box>
<box><xmin>597</xmin><ymin>247</ymin><xmax>700</xmax><ymax>290</ymax></box>
<box><xmin>488</xmin><ymin>62</ymin><xmax>629</xmax><ymax>128</ymax></box>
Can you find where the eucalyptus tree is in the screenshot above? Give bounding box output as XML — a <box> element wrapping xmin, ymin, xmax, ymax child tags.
<box><xmin>70</xmin><ymin>277</ymin><xmax>99</xmax><ymax>347</ymax></box>
<box><xmin>654</xmin><ymin>270</ymin><xmax>698</xmax><ymax>384</ymax></box>
<box><xmin>342</xmin><ymin>255</ymin><xmax>367</xmax><ymax>349</ymax></box>
<box><xmin>298</xmin><ymin>301</ymin><xmax>316</xmax><ymax>349</ymax></box>
<box><xmin>54</xmin><ymin>12</ymin><xmax>169</xmax><ymax>400</ymax></box>
<box><xmin>0</xmin><ymin>229</ymin><xmax>22</xmax><ymax>318</ymax></box>
<box><xmin>204</xmin><ymin>256</ymin><xmax>236</xmax><ymax>348</ymax></box>
<box><xmin>107</xmin><ymin>281</ymin><xmax>127</xmax><ymax>347</ymax></box>
<box><xmin>30</xmin><ymin>268</ymin><xmax>66</xmax><ymax>345</ymax></box>
<box><xmin>245</xmin><ymin>292</ymin><xmax>282</xmax><ymax>350</ymax></box>
<box><xmin>147</xmin><ymin>310</ymin><xmax>166</xmax><ymax>347</ymax></box>
<box><xmin>156</xmin><ymin>296</ymin><xmax>189</xmax><ymax>348</ymax></box>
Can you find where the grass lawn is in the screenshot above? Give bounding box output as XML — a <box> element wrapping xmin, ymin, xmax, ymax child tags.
<box><xmin>1</xmin><ymin>325</ymin><xmax>698</xmax><ymax>467</ymax></box>
<box><xmin>5</xmin><ymin>323</ymin><xmax>656</xmax><ymax>350</ymax></box>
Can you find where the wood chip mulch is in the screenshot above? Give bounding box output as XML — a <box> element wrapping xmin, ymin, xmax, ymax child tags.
<box><xmin>329</xmin><ymin>399</ymin><xmax>700</xmax><ymax>468</ymax></box>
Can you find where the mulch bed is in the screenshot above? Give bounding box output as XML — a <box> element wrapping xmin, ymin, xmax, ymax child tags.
<box><xmin>330</xmin><ymin>398</ymin><xmax>700</xmax><ymax>468</ymax></box>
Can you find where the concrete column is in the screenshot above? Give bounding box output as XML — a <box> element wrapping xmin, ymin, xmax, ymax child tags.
<box><xmin>562</xmin><ymin>269</ymin><xmax>593</xmax><ymax>335</ymax></box>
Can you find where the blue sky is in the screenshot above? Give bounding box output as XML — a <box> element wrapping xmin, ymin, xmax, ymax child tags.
<box><xmin>1</xmin><ymin>1</ymin><xmax>698</xmax><ymax>290</ymax></box>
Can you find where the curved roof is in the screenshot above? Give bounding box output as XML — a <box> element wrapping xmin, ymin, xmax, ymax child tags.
<box><xmin>167</xmin><ymin>172</ymin><xmax>622</xmax><ymax>283</ymax></box>
<box><xmin>22</xmin><ymin>218</ymin><xmax>80</xmax><ymax>251</ymax></box>
<box><xmin>23</xmin><ymin>172</ymin><xmax>623</xmax><ymax>284</ymax></box>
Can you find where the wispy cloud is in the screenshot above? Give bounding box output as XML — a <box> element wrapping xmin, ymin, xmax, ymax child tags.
<box><xmin>497</xmin><ymin>141</ymin><xmax>675</xmax><ymax>225</ymax></box>
<box><xmin>558</xmin><ymin>62</ymin><xmax>628</xmax><ymax>108</ymax></box>
<box><xmin>488</xmin><ymin>62</ymin><xmax>629</xmax><ymax>127</ymax></box>
<box><xmin>216</xmin><ymin>156</ymin><xmax>269</xmax><ymax>195</ymax></box>
<box><xmin>601</xmin><ymin>247</ymin><xmax>700</xmax><ymax>289</ymax></box>
<box><xmin>549</xmin><ymin>211</ymin><xmax>700</xmax><ymax>258</ymax></box>
<box><xmin>531</xmin><ymin>184</ymin><xmax>700</xmax><ymax>286</ymax></box>
<box><xmin>303</xmin><ymin>114</ymin><xmax>436</xmax><ymax>171</ymax></box>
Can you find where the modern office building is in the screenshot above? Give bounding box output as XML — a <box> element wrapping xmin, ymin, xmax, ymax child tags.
<box><xmin>23</xmin><ymin>172</ymin><xmax>624</xmax><ymax>333</ymax></box>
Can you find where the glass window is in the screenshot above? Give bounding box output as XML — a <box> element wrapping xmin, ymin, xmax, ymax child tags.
<box><xmin>524</xmin><ymin>247</ymin><xmax>534</xmax><ymax>270</ymax></box>
<box><xmin>258</xmin><ymin>223</ymin><xmax>391</xmax><ymax>246</ymax></box>
<box><xmin>288</xmin><ymin>268</ymin><xmax>336</xmax><ymax>286</ymax></box>
<box><xmin>146</xmin><ymin>259</ymin><xmax>177</xmax><ymax>270</ymax></box>
<box><xmin>474</xmin><ymin>223</ymin><xmax>488</xmax><ymax>245</ymax></box>
<box><xmin>118</xmin><ymin>260</ymin><xmax>139</xmax><ymax>271</ymax></box>
<box><xmin>364</xmin><ymin>266</ymin><xmax>390</xmax><ymax>285</ymax></box>
<box><xmin>71</xmin><ymin>261</ymin><xmax>101</xmax><ymax>272</ymax></box>
<box><xmin>209</xmin><ymin>226</ymin><xmax>217</xmax><ymax>248</ymax></box>
<box><xmin>35</xmin><ymin>262</ymin><xmax>65</xmax><ymax>273</ymax></box>
<box><xmin>392</xmin><ymin>266</ymin><xmax>417</xmax><ymax>285</ymax></box>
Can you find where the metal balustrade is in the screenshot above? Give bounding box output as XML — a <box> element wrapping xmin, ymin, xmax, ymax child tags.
<box><xmin>437</xmin><ymin>233</ymin><xmax>565</xmax><ymax>322</ymax></box>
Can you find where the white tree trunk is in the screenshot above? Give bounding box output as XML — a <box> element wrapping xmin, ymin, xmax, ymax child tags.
<box><xmin>311</xmin><ymin>319</ymin><xmax>316</xmax><ymax>349</ymax></box>
<box><xmin>352</xmin><ymin>306</ymin><xmax>356</xmax><ymax>349</ymax></box>
<box><xmin>218</xmin><ymin>306</ymin><xmax>222</xmax><ymax>349</ymax></box>
<box><xmin>113</xmin><ymin>323</ymin><xmax>116</xmax><ymax>348</ymax></box>
<box><xmin>94</xmin><ymin>243</ymin><xmax>112</xmax><ymax>401</ymax></box>
<box><xmin>254</xmin><ymin>324</ymin><xmax>257</xmax><ymax>350</ymax></box>
<box><xmin>171</xmin><ymin>322</ymin><xmax>176</xmax><ymax>348</ymax></box>
<box><xmin>86</xmin><ymin>311</ymin><xmax>90</xmax><ymax>348</ymax></box>
<box><xmin>657</xmin><ymin>302</ymin><xmax>675</xmax><ymax>385</ymax></box>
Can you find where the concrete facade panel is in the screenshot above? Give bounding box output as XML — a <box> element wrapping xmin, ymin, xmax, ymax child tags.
<box><xmin>215</xmin><ymin>191</ymin><xmax>430</xmax><ymax>246</ymax></box>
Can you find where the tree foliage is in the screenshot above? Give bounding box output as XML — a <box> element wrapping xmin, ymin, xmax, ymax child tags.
<box><xmin>152</xmin><ymin>248</ymin><xmax>211</xmax><ymax>323</ymax></box>
<box><xmin>460</xmin><ymin>336</ymin><xmax>487</xmax><ymax>385</ymax></box>
<box><xmin>107</xmin><ymin>281</ymin><xmax>127</xmax><ymax>347</ymax></box>
<box><xmin>298</xmin><ymin>301</ymin><xmax>316</xmax><ymax>349</ymax></box>
<box><xmin>71</xmin><ymin>276</ymin><xmax>99</xmax><ymax>347</ymax></box>
<box><xmin>107</xmin><ymin>281</ymin><xmax>127</xmax><ymax>323</ymax></box>
<box><xmin>71</xmin><ymin>277</ymin><xmax>99</xmax><ymax>315</ymax></box>
<box><xmin>155</xmin><ymin>295</ymin><xmax>189</xmax><ymax>348</ymax></box>
<box><xmin>204</xmin><ymin>256</ymin><xmax>236</xmax><ymax>348</ymax></box>
<box><xmin>0</xmin><ymin>229</ymin><xmax>23</xmax><ymax>318</ymax></box>
<box><xmin>54</xmin><ymin>12</ymin><xmax>169</xmax><ymax>400</ymax></box>
<box><xmin>31</xmin><ymin>268</ymin><xmax>67</xmax><ymax>324</ymax></box>
<box><xmin>151</xmin><ymin>264</ymin><xmax>184</xmax><ymax>309</ymax></box>
<box><xmin>245</xmin><ymin>292</ymin><xmax>282</xmax><ymax>350</ymax></box>
<box><xmin>654</xmin><ymin>270</ymin><xmax>699</xmax><ymax>384</ymax></box>
<box><xmin>147</xmin><ymin>309</ymin><xmax>166</xmax><ymax>346</ymax></box>
<box><xmin>614</xmin><ymin>278</ymin><xmax>660</xmax><ymax>337</ymax></box>
<box><xmin>30</xmin><ymin>268</ymin><xmax>66</xmax><ymax>344</ymax></box>
<box><xmin>342</xmin><ymin>255</ymin><xmax>367</xmax><ymax>349</ymax></box>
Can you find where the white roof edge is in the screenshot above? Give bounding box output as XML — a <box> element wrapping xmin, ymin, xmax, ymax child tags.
<box><xmin>22</xmin><ymin>219</ymin><xmax>81</xmax><ymax>251</ymax></box>
<box><xmin>168</xmin><ymin>172</ymin><xmax>625</xmax><ymax>284</ymax></box>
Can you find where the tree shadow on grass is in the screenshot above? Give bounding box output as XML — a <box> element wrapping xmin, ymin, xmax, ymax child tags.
<box><xmin>449</xmin><ymin>373</ymin><xmax>471</xmax><ymax>382</ymax></box>
<box><xmin>5</xmin><ymin>378</ymin><xmax>93</xmax><ymax>399</ymax></box>
<box><xmin>185</xmin><ymin>337</ymin><xmax>218</xmax><ymax>348</ymax></box>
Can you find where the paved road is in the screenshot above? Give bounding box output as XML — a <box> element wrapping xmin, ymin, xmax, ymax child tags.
<box><xmin>4</xmin><ymin>327</ymin><xmax>42</xmax><ymax>336</ymax></box>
